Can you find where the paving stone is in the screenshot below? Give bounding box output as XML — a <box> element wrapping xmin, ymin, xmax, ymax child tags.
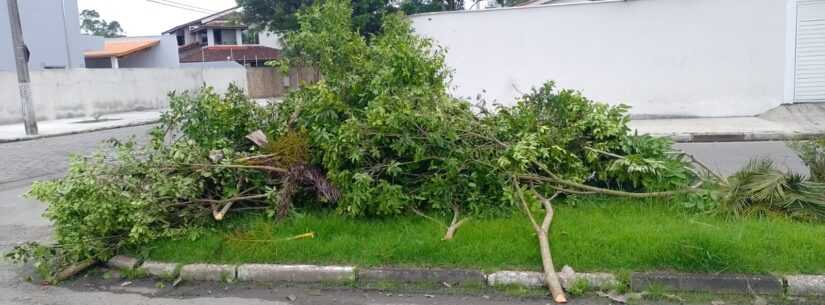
<box><xmin>360</xmin><ymin>267</ymin><xmax>485</xmax><ymax>286</ymax></box>
<box><xmin>237</xmin><ymin>264</ymin><xmax>355</xmax><ymax>283</ymax></box>
<box><xmin>631</xmin><ymin>272</ymin><xmax>782</xmax><ymax>295</ymax></box>
<box><xmin>180</xmin><ymin>264</ymin><xmax>236</xmax><ymax>282</ymax></box>
<box><xmin>138</xmin><ymin>261</ymin><xmax>179</xmax><ymax>279</ymax></box>
<box><xmin>786</xmin><ymin>275</ymin><xmax>825</xmax><ymax>296</ymax></box>
<box><xmin>106</xmin><ymin>255</ymin><xmax>139</xmax><ymax>270</ymax></box>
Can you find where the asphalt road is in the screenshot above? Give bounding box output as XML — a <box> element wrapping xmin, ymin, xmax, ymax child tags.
<box><xmin>0</xmin><ymin>124</ymin><xmax>156</xmax><ymax>188</ymax></box>
<box><xmin>675</xmin><ymin>141</ymin><xmax>808</xmax><ymax>177</ymax></box>
<box><xmin>0</xmin><ymin>126</ymin><xmax>813</xmax><ymax>305</ymax></box>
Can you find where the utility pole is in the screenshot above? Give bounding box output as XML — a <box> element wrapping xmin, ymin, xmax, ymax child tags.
<box><xmin>6</xmin><ymin>0</ymin><xmax>37</xmax><ymax>135</ymax></box>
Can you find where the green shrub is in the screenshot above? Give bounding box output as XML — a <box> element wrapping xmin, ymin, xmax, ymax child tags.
<box><xmin>159</xmin><ymin>84</ymin><xmax>274</xmax><ymax>151</ymax></box>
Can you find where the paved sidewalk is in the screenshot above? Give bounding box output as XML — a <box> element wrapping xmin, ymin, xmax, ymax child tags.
<box><xmin>629</xmin><ymin>103</ymin><xmax>825</xmax><ymax>142</ymax></box>
<box><xmin>0</xmin><ymin>110</ymin><xmax>161</xmax><ymax>143</ymax></box>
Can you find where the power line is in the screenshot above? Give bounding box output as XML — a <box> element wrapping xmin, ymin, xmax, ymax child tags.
<box><xmin>146</xmin><ymin>0</ymin><xmax>214</xmax><ymax>13</ymax></box>
<box><xmin>157</xmin><ymin>0</ymin><xmax>218</xmax><ymax>13</ymax></box>
<box><xmin>145</xmin><ymin>0</ymin><xmax>216</xmax><ymax>14</ymax></box>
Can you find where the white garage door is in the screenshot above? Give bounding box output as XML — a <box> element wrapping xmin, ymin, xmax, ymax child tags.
<box><xmin>795</xmin><ymin>0</ymin><xmax>825</xmax><ymax>102</ymax></box>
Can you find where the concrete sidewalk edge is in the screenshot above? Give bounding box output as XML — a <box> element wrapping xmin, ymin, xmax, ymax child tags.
<box><xmin>0</xmin><ymin>119</ymin><xmax>160</xmax><ymax>144</ymax></box>
<box><xmin>645</xmin><ymin>131</ymin><xmax>824</xmax><ymax>143</ymax></box>
<box><xmin>105</xmin><ymin>256</ymin><xmax>825</xmax><ymax>297</ymax></box>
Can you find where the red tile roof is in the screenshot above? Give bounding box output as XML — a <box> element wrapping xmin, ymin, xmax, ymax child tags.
<box><xmin>180</xmin><ymin>45</ymin><xmax>281</xmax><ymax>63</ymax></box>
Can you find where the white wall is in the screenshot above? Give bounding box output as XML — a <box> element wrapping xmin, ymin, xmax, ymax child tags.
<box><xmin>78</xmin><ymin>35</ymin><xmax>105</xmax><ymax>53</ymax></box>
<box><xmin>410</xmin><ymin>0</ymin><xmax>788</xmax><ymax>117</ymax></box>
<box><xmin>0</xmin><ymin>67</ymin><xmax>247</xmax><ymax>124</ymax></box>
<box><xmin>0</xmin><ymin>0</ymin><xmax>84</xmax><ymax>71</ymax></box>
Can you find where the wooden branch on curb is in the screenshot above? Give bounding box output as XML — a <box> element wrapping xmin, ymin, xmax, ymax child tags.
<box><xmin>514</xmin><ymin>181</ymin><xmax>567</xmax><ymax>303</ymax></box>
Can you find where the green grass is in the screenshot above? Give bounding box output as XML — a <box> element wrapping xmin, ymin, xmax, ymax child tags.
<box><xmin>141</xmin><ymin>197</ymin><xmax>825</xmax><ymax>274</ymax></box>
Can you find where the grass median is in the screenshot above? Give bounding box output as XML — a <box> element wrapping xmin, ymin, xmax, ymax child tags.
<box><xmin>141</xmin><ymin>196</ymin><xmax>825</xmax><ymax>274</ymax></box>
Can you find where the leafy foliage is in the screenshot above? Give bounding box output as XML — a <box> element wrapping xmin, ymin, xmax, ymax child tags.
<box><xmin>158</xmin><ymin>84</ymin><xmax>273</xmax><ymax>151</ymax></box>
<box><xmin>10</xmin><ymin>87</ymin><xmax>331</xmax><ymax>280</ymax></box>
<box><xmin>272</xmin><ymin>0</ymin><xmax>692</xmax><ymax>220</ymax></box>
<box><xmin>274</xmin><ymin>2</ymin><xmax>502</xmax><ymax>216</ymax></box>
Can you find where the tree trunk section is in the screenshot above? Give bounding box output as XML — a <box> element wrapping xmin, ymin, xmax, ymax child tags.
<box><xmin>538</xmin><ymin>231</ymin><xmax>567</xmax><ymax>303</ymax></box>
<box><xmin>442</xmin><ymin>220</ymin><xmax>466</xmax><ymax>240</ymax></box>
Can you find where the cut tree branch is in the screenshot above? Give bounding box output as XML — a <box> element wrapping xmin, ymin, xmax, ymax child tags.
<box><xmin>411</xmin><ymin>205</ymin><xmax>471</xmax><ymax>240</ymax></box>
<box><xmin>198</xmin><ymin>194</ymin><xmax>269</xmax><ymax>221</ymax></box>
<box><xmin>514</xmin><ymin>181</ymin><xmax>566</xmax><ymax>303</ymax></box>
<box><xmin>520</xmin><ymin>175</ymin><xmax>700</xmax><ymax>198</ymax></box>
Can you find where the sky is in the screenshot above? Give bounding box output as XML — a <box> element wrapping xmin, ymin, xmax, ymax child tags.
<box><xmin>77</xmin><ymin>0</ymin><xmax>237</xmax><ymax>36</ymax></box>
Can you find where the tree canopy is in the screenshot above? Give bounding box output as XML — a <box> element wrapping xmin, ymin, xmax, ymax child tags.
<box><xmin>237</xmin><ymin>0</ymin><xmax>463</xmax><ymax>37</ymax></box>
<box><xmin>79</xmin><ymin>9</ymin><xmax>125</xmax><ymax>38</ymax></box>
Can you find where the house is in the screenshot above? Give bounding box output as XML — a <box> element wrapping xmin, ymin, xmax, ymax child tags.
<box><xmin>82</xmin><ymin>36</ymin><xmax>180</xmax><ymax>69</ymax></box>
<box><xmin>410</xmin><ymin>0</ymin><xmax>825</xmax><ymax>118</ymax></box>
<box><xmin>163</xmin><ymin>7</ymin><xmax>281</xmax><ymax>67</ymax></box>
<box><xmin>0</xmin><ymin>0</ymin><xmax>180</xmax><ymax>71</ymax></box>
<box><xmin>0</xmin><ymin>0</ymin><xmax>85</xmax><ymax>70</ymax></box>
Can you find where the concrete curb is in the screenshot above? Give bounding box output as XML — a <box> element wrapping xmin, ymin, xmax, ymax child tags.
<box><xmin>237</xmin><ymin>264</ymin><xmax>355</xmax><ymax>283</ymax></box>
<box><xmin>106</xmin><ymin>256</ymin><xmax>825</xmax><ymax>296</ymax></box>
<box><xmin>359</xmin><ymin>267</ymin><xmax>485</xmax><ymax>287</ymax></box>
<box><xmin>487</xmin><ymin>267</ymin><xmax>617</xmax><ymax>291</ymax></box>
<box><xmin>106</xmin><ymin>255</ymin><xmax>140</xmax><ymax>270</ymax></box>
<box><xmin>180</xmin><ymin>264</ymin><xmax>237</xmax><ymax>282</ymax></box>
<box><xmin>0</xmin><ymin>119</ymin><xmax>160</xmax><ymax>144</ymax></box>
<box><xmin>655</xmin><ymin>132</ymin><xmax>823</xmax><ymax>143</ymax></box>
<box><xmin>139</xmin><ymin>261</ymin><xmax>180</xmax><ymax>279</ymax></box>
<box><xmin>786</xmin><ymin>275</ymin><xmax>825</xmax><ymax>296</ymax></box>
<box><xmin>631</xmin><ymin>272</ymin><xmax>783</xmax><ymax>295</ymax></box>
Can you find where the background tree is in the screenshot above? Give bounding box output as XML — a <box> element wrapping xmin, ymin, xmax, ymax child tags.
<box><xmin>236</xmin><ymin>0</ymin><xmax>462</xmax><ymax>37</ymax></box>
<box><xmin>495</xmin><ymin>0</ymin><xmax>530</xmax><ymax>7</ymax></box>
<box><xmin>398</xmin><ymin>0</ymin><xmax>463</xmax><ymax>14</ymax></box>
<box><xmin>79</xmin><ymin>9</ymin><xmax>125</xmax><ymax>38</ymax></box>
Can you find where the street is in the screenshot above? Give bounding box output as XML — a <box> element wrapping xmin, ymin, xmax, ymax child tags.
<box><xmin>0</xmin><ymin>125</ymin><xmax>811</xmax><ymax>305</ymax></box>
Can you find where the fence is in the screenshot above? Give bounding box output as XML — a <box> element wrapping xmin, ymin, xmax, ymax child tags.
<box><xmin>246</xmin><ymin>66</ymin><xmax>321</xmax><ymax>99</ymax></box>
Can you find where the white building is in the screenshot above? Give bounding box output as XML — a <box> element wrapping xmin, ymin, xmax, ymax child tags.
<box><xmin>0</xmin><ymin>0</ymin><xmax>85</xmax><ymax>70</ymax></box>
<box><xmin>0</xmin><ymin>0</ymin><xmax>179</xmax><ymax>71</ymax></box>
<box><xmin>163</xmin><ymin>7</ymin><xmax>282</xmax><ymax>67</ymax></box>
<box><xmin>411</xmin><ymin>0</ymin><xmax>825</xmax><ymax>118</ymax></box>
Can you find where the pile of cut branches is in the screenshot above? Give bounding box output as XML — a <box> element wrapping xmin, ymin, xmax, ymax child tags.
<box><xmin>11</xmin><ymin>2</ymin><xmax>823</xmax><ymax>304</ymax></box>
